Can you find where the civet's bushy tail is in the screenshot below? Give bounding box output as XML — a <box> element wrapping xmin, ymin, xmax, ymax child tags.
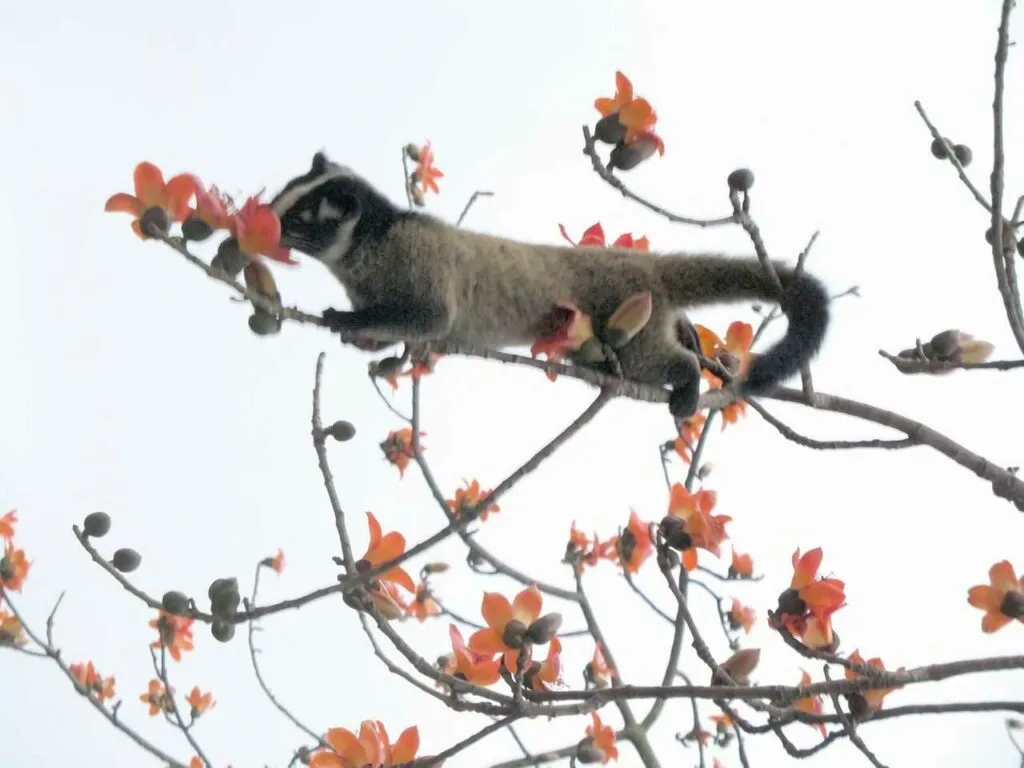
<box><xmin>658</xmin><ymin>254</ymin><xmax>830</xmax><ymax>394</ymax></box>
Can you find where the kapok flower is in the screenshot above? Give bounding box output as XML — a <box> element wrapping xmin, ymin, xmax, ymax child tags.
<box><xmin>843</xmin><ymin>650</ymin><xmax>905</xmax><ymax>716</ymax></box>
<box><xmin>0</xmin><ymin>610</ymin><xmax>28</xmax><ymax>647</ymax></box>
<box><xmin>710</xmin><ymin>712</ymin><xmax>735</xmax><ymax>737</ymax></box>
<box><xmin>728</xmin><ymin>598</ymin><xmax>756</xmax><ymax>634</ymax></box>
<box><xmin>791</xmin><ymin>670</ymin><xmax>826</xmax><ymax>737</ymax></box>
<box><xmin>605</xmin><ymin>510</ymin><xmax>653</xmax><ymax>574</ymax></box>
<box><xmin>773</xmin><ymin>548</ymin><xmax>846</xmax><ymax>630</ymax></box>
<box><xmin>566</xmin><ymin>522</ymin><xmax>605</xmax><ymax>574</ymax></box>
<box><xmin>149</xmin><ymin>611</ymin><xmax>195</xmax><ymax>662</ymax></box>
<box><xmin>469</xmin><ymin>585</ymin><xmax>544</xmax><ymax>671</ymax></box>
<box><xmin>185</xmin><ymin>686</ymin><xmax>215</xmax><ymax>718</ymax></box>
<box><xmin>69</xmin><ymin>661</ymin><xmax>116</xmax><ymax>703</ymax></box>
<box><xmin>674</xmin><ymin>413</ymin><xmax>707</xmax><ymax>464</ymax></box>
<box><xmin>411</xmin><ymin>141</ymin><xmax>444</xmax><ymax>197</ymax></box>
<box><xmin>583</xmin><ymin>711</ymin><xmax>619</xmax><ymax>763</ymax></box>
<box><xmin>262</xmin><ymin>548</ymin><xmax>286</xmax><ymax>575</ymax></box>
<box><xmin>231</xmin><ymin>194</ymin><xmax>297</xmax><ymax>264</ymax></box>
<box><xmin>0</xmin><ymin>541</ymin><xmax>31</xmax><ymax>592</ymax></box>
<box><xmin>140</xmin><ymin>679</ymin><xmax>175</xmax><ymax>716</ymax></box>
<box><xmin>406</xmin><ymin>582</ymin><xmax>441</xmax><ymax>622</ymax></box>
<box><xmin>531</xmin><ymin>300</ymin><xmax>599</xmax><ymax>379</ymax></box>
<box><xmin>185</xmin><ymin>183</ymin><xmax>235</xmax><ymax>236</ymax></box>
<box><xmin>525</xmin><ymin>636</ymin><xmax>563</xmax><ymax>692</ymax></box>
<box><xmin>558</xmin><ymin>222</ymin><xmax>650</xmax><ymax>252</ymax></box>
<box><xmin>105</xmin><ymin>162</ymin><xmax>196</xmax><ymax>239</ymax></box>
<box><xmin>309</xmin><ymin>720</ymin><xmax>419</xmax><ymax>768</ymax></box>
<box><xmin>0</xmin><ymin>509</ymin><xmax>16</xmax><ymax>539</ymax></box>
<box><xmin>594</xmin><ymin>71</ymin><xmax>635</xmax><ymax>118</ymax></box>
<box><xmin>968</xmin><ymin>560</ymin><xmax>1024</xmax><ymax>633</ymax></box>
<box><xmin>443</xmin><ymin>624</ymin><xmax>502</xmax><ymax>686</ymax></box>
<box><xmin>356</xmin><ymin>512</ymin><xmax>417</xmax><ymax>597</ymax></box>
<box><xmin>584</xmin><ymin>642</ymin><xmax>617</xmax><ymax>689</ymax></box>
<box><xmin>380</xmin><ymin>428</ymin><xmax>424</xmax><ymax>478</ymax></box>
<box><xmin>729</xmin><ymin>549</ymin><xmax>755</xmax><ymax>579</ymax></box>
<box><xmin>663</xmin><ymin>482</ymin><xmax>731</xmax><ymax>570</ymax></box>
<box><xmin>383</xmin><ymin>354</ymin><xmax>441</xmax><ymax>390</ymax></box>
<box><xmin>447</xmin><ymin>479</ymin><xmax>500</xmax><ymax>522</ymax></box>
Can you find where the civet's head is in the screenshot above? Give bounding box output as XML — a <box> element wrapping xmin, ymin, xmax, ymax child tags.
<box><xmin>270</xmin><ymin>152</ymin><xmax>398</xmax><ymax>266</ymax></box>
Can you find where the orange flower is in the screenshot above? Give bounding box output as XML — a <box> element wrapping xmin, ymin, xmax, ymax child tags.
<box><xmin>185</xmin><ymin>686</ymin><xmax>215</xmax><ymax>718</ymax></box>
<box><xmin>266</xmin><ymin>548</ymin><xmax>286</xmax><ymax>575</ymax></box>
<box><xmin>567</xmin><ymin>522</ymin><xmax>605</xmax><ymax>573</ymax></box>
<box><xmin>105</xmin><ymin>162</ymin><xmax>196</xmax><ymax>239</ymax></box>
<box><xmin>586</xmin><ymin>642</ymin><xmax>617</xmax><ymax>688</ymax></box>
<box><xmin>673</xmin><ymin>413</ymin><xmax>707</xmax><ymax>463</ymax></box>
<box><xmin>730</xmin><ymin>550</ymin><xmax>754</xmax><ymax>579</ymax></box>
<box><xmin>444</xmin><ymin>624</ymin><xmax>502</xmax><ymax>686</ymax></box>
<box><xmin>617</xmin><ymin>99</ymin><xmax>663</xmax><ymax>149</ymax></box>
<box><xmin>190</xmin><ymin>759</ymin><xmax>204</xmax><ymax>768</ymax></box>
<box><xmin>447</xmin><ymin>479</ymin><xmax>500</xmax><ymax>522</ymax></box>
<box><xmin>530</xmin><ymin>300</ymin><xmax>598</xmax><ymax>379</ymax></box>
<box><xmin>412</xmin><ymin>141</ymin><xmax>444</xmax><ymax>196</ymax></box>
<box><xmin>605</xmin><ymin>510</ymin><xmax>653</xmax><ymax>574</ymax></box>
<box><xmin>469</xmin><ymin>585</ymin><xmax>543</xmax><ymax>671</ymax></box>
<box><xmin>369</xmin><ymin>579</ymin><xmax>411</xmax><ymax>620</ymax></box>
<box><xmin>798</xmin><ymin>613</ymin><xmax>838</xmax><ymax>652</ymax></box>
<box><xmin>309</xmin><ymin>720</ymin><xmax>419</xmax><ymax>768</ymax></box>
<box><xmin>558</xmin><ymin>222</ymin><xmax>650</xmax><ymax>251</ymax></box>
<box><xmin>697</xmin><ymin>323</ymin><xmax>755</xmax><ymax>419</ymax></box>
<box><xmin>844</xmin><ymin>650</ymin><xmax>904</xmax><ymax>714</ymax></box>
<box><xmin>786</xmin><ymin>548</ymin><xmax>847</xmax><ymax>621</ymax></box>
<box><xmin>792</xmin><ymin>670</ymin><xmax>826</xmax><ymax>737</ymax></box>
<box><xmin>525</xmin><ymin>636</ymin><xmax>563</xmax><ymax>692</ymax></box>
<box><xmin>406</xmin><ymin>582</ymin><xmax>441</xmax><ymax>621</ymax></box>
<box><xmin>149</xmin><ymin>611</ymin><xmax>195</xmax><ymax>662</ymax></box>
<box><xmin>188</xmin><ymin>183</ymin><xmax>235</xmax><ymax>233</ymax></box>
<box><xmin>356</xmin><ymin>512</ymin><xmax>417</xmax><ymax>596</ymax></box>
<box><xmin>728</xmin><ymin>598</ymin><xmax>756</xmax><ymax>634</ymax></box>
<box><xmin>0</xmin><ymin>541</ymin><xmax>31</xmax><ymax>592</ymax></box>
<box><xmin>968</xmin><ymin>560</ymin><xmax>1024</xmax><ymax>633</ymax></box>
<box><xmin>0</xmin><ymin>610</ymin><xmax>27</xmax><ymax>647</ymax></box>
<box><xmin>383</xmin><ymin>354</ymin><xmax>441</xmax><ymax>390</ymax></box>
<box><xmin>231</xmin><ymin>194</ymin><xmax>297</xmax><ymax>264</ymax></box>
<box><xmin>710</xmin><ymin>713</ymin><xmax>734</xmax><ymax>734</ymax></box>
<box><xmin>0</xmin><ymin>509</ymin><xmax>16</xmax><ymax>539</ymax></box>
<box><xmin>594</xmin><ymin>71</ymin><xmax>635</xmax><ymax>117</ymax></box>
<box><xmin>140</xmin><ymin>679</ymin><xmax>175</xmax><ymax>716</ymax></box>
<box><xmin>380</xmin><ymin>428</ymin><xmax>424</xmax><ymax>478</ymax></box>
<box><xmin>666</xmin><ymin>482</ymin><xmax>731</xmax><ymax>570</ymax></box>
<box><xmin>585</xmin><ymin>712</ymin><xmax>619</xmax><ymax>762</ymax></box>
<box><xmin>69</xmin><ymin>661</ymin><xmax>116</xmax><ymax>703</ymax></box>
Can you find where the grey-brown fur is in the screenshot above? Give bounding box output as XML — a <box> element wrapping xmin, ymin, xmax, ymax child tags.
<box><xmin>270</xmin><ymin>153</ymin><xmax>831</xmax><ymax>418</ymax></box>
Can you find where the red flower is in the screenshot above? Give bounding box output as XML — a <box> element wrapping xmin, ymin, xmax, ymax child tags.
<box><xmin>105</xmin><ymin>162</ymin><xmax>196</xmax><ymax>239</ymax></box>
<box><xmin>231</xmin><ymin>194</ymin><xmax>297</xmax><ymax>264</ymax></box>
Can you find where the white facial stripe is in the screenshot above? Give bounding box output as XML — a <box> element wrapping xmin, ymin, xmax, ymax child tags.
<box><xmin>319</xmin><ymin>216</ymin><xmax>360</xmax><ymax>267</ymax></box>
<box><xmin>270</xmin><ymin>164</ymin><xmax>358</xmax><ymax>217</ymax></box>
<box><xmin>317</xmin><ymin>198</ymin><xmax>344</xmax><ymax>221</ymax></box>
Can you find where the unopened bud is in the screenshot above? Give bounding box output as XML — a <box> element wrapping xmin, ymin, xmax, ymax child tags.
<box><xmin>525</xmin><ymin>613</ymin><xmax>563</xmax><ymax>644</ymax></box>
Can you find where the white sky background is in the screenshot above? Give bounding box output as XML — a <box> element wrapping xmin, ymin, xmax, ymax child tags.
<box><xmin>2</xmin><ymin>0</ymin><xmax>1024</xmax><ymax>766</ymax></box>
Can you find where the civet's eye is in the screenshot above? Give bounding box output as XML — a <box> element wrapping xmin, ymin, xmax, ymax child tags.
<box><xmin>299</xmin><ymin>209</ymin><xmax>314</xmax><ymax>223</ymax></box>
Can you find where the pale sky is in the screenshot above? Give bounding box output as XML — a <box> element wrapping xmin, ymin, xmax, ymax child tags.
<box><xmin>3</xmin><ymin>1</ymin><xmax>1024</xmax><ymax>766</ymax></box>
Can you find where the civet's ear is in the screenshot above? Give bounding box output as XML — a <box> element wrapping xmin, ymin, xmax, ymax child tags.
<box><xmin>311</xmin><ymin>151</ymin><xmax>330</xmax><ymax>175</ymax></box>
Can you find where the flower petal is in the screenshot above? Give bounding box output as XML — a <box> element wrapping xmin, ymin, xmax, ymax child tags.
<box><xmin>990</xmin><ymin>560</ymin><xmax>1019</xmax><ymax>593</ymax></box>
<box><xmin>164</xmin><ymin>174</ymin><xmax>197</xmax><ymax>221</ymax></box>
<box><xmin>367</xmin><ymin>531</ymin><xmax>406</xmax><ymax>567</ymax></box>
<box><xmin>324</xmin><ymin>727</ymin><xmax>364</xmax><ymax>763</ymax></box>
<box><xmin>481</xmin><ymin>592</ymin><xmax>513</xmax><ymax>632</ymax></box>
<box><xmin>104</xmin><ymin>192</ymin><xmax>143</xmax><ymax>216</ymax></box>
<box><xmin>982</xmin><ymin>611</ymin><xmax>1013</xmax><ymax>633</ymax></box>
<box><xmin>791</xmin><ymin>548</ymin><xmax>823</xmax><ymax>589</ymax></box>
<box><xmin>365</xmin><ymin>511</ymin><xmax>383</xmax><ymax>549</ymax></box>
<box><xmin>467</xmin><ymin>627</ymin><xmax>506</xmax><ymax>655</ymax></box>
<box><xmin>381</xmin><ymin>565</ymin><xmax>416</xmax><ymax>594</ymax></box>
<box><xmin>967</xmin><ymin>584</ymin><xmax>1002</xmax><ymax>612</ymax></box>
<box><xmin>391</xmin><ymin>726</ymin><xmax>420</xmax><ymax>762</ymax></box>
<box><xmin>512</xmin><ymin>585</ymin><xmax>542</xmax><ymax>624</ymax></box>
<box><xmin>133</xmin><ymin>162</ymin><xmax>166</xmax><ymax>208</ymax></box>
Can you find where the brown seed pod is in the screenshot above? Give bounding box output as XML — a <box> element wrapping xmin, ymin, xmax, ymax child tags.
<box><xmin>211</xmin><ymin>619</ymin><xmax>235</xmax><ymax>643</ymax></box>
<box><xmin>111</xmin><ymin>548</ymin><xmax>141</xmax><ymax>573</ymax></box>
<box><xmin>211</xmin><ymin>237</ymin><xmax>247</xmax><ymax>278</ymax></box>
<box><xmin>82</xmin><ymin>511</ymin><xmax>111</xmax><ymax>538</ymax></box>
<box><xmin>326</xmin><ymin>420</ymin><xmax>357</xmax><ymax>442</ymax></box>
<box><xmin>525</xmin><ymin>613</ymin><xmax>563</xmax><ymax>644</ymax></box>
